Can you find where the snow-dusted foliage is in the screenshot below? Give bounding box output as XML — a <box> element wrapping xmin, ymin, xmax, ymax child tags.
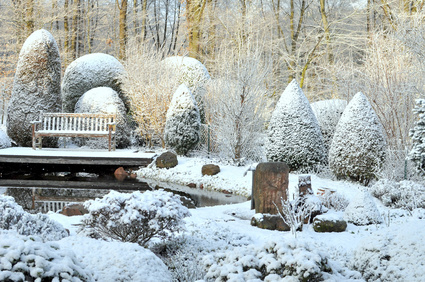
<box><xmin>162</xmin><ymin>56</ymin><xmax>211</xmax><ymax>122</ymax></box>
<box><xmin>0</xmin><ymin>195</ymin><xmax>68</xmax><ymax>241</ymax></box>
<box><xmin>0</xmin><ymin>129</ymin><xmax>11</xmax><ymax>148</ymax></box>
<box><xmin>311</xmin><ymin>99</ymin><xmax>347</xmax><ymax>154</ymax></box>
<box><xmin>409</xmin><ymin>99</ymin><xmax>425</xmax><ymax>173</ymax></box>
<box><xmin>203</xmin><ymin>238</ymin><xmax>331</xmax><ymax>281</ymax></box>
<box><xmin>329</xmin><ymin>92</ymin><xmax>386</xmax><ymax>184</ymax></box>
<box><xmin>74</xmin><ymin>87</ymin><xmax>130</xmax><ymax>148</ymax></box>
<box><xmin>320</xmin><ymin>191</ymin><xmax>349</xmax><ymax>211</ymax></box>
<box><xmin>370</xmin><ymin>179</ymin><xmax>425</xmax><ymax>211</ymax></box>
<box><xmin>164</xmin><ymin>84</ymin><xmax>201</xmax><ymax>155</ymax></box>
<box><xmin>344</xmin><ymin>190</ymin><xmax>383</xmax><ymax>225</ymax></box>
<box><xmin>0</xmin><ymin>230</ymin><xmax>93</xmax><ymax>282</ymax></box>
<box><xmin>62</xmin><ymin>53</ymin><xmax>125</xmax><ymax>113</ymax></box>
<box><xmin>79</xmin><ymin>190</ymin><xmax>190</xmax><ymax>247</ymax></box>
<box><xmin>351</xmin><ymin>220</ymin><xmax>425</xmax><ymax>281</ymax></box>
<box><xmin>59</xmin><ymin>236</ymin><xmax>172</xmax><ymax>282</ymax></box>
<box><xmin>266</xmin><ymin>79</ymin><xmax>326</xmax><ymax>171</ymax></box>
<box><xmin>7</xmin><ymin>29</ymin><xmax>61</xmax><ymax>147</ymax></box>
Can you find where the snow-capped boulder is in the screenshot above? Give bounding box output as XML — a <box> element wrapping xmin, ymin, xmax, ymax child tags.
<box><xmin>266</xmin><ymin>80</ymin><xmax>326</xmax><ymax>171</ymax></box>
<box><xmin>0</xmin><ymin>129</ymin><xmax>11</xmax><ymax>148</ymax></box>
<box><xmin>62</xmin><ymin>53</ymin><xmax>125</xmax><ymax>113</ymax></box>
<box><xmin>75</xmin><ymin>87</ymin><xmax>130</xmax><ymax>148</ymax></box>
<box><xmin>329</xmin><ymin>92</ymin><xmax>386</xmax><ymax>184</ymax></box>
<box><xmin>164</xmin><ymin>84</ymin><xmax>201</xmax><ymax>155</ymax></box>
<box><xmin>162</xmin><ymin>56</ymin><xmax>210</xmax><ymax>122</ymax></box>
<box><xmin>344</xmin><ymin>190</ymin><xmax>382</xmax><ymax>225</ymax></box>
<box><xmin>311</xmin><ymin>99</ymin><xmax>347</xmax><ymax>154</ymax></box>
<box><xmin>7</xmin><ymin>29</ymin><xmax>61</xmax><ymax>147</ymax></box>
<box><xmin>313</xmin><ymin>212</ymin><xmax>347</xmax><ymax>232</ymax></box>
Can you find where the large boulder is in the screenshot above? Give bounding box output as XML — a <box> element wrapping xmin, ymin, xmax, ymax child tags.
<box><xmin>7</xmin><ymin>29</ymin><xmax>62</xmax><ymax>147</ymax></box>
<box><xmin>62</xmin><ymin>53</ymin><xmax>126</xmax><ymax>113</ymax></box>
<box><xmin>155</xmin><ymin>151</ymin><xmax>178</xmax><ymax>169</ymax></box>
<box><xmin>74</xmin><ymin>87</ymin><xmax>130</xmax><ymax>148</ymax></box>
<box><xmin>202</xmin><ymin>164</ymin><xmax>220</xmax><ymax>176</ymax></box>
<box><xmin>251</xmin><ymin>213</ymin><xmax>290</xmax><ymax>231</ymax></box>
<box><xmin>313</xmin><ymin>212</ymin><xmax>347</xmax><ymax>232</ymax></box>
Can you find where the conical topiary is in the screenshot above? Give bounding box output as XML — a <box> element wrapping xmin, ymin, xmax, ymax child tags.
<box><xmin>7</xmin><ymin>29</ymin><xmax>62</xmax><ymax>147</ymax></box>
<box><xmin>329</xmin><ymin>92</ymin><xmax>386</xmax><ymax>184</ymax></box>
<box><xmin>266</xmin><ymin>80</ymin><xmax>326</xmax><ymax>171</ymax></box>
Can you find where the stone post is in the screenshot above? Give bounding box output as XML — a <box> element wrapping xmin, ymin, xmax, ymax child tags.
<box><xmin>252</xmin><ymin>162</ymin><xmax>289</xmax><ymax>214</ymax></box>
<box><xmin>298</xmin><ymin>175</ymin><xmax>312</xmax><ymax>197</ymax></box>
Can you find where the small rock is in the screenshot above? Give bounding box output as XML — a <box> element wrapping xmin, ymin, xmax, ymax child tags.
<box><xmin>114</xmin><ymin>167</ymin><xmax>128</xmax><ymax>181</ymax></box>
<box><xmin>156</xmin><ymin>151</ymin><xmax>178</xmax><ymax>169</ymax></box>
<box><xmin>129</xmin><ymin>173</ymin><xmax>137</xmax><ymax>179</ymax></box>
<box><xmin>313</xmin><ymin>213</ymin><xmax>347</xmax><ymax>232</ymax></box>
<box><xmin>222</xmin><ymin>190</ymin><xmax>232</xmax><ymax>194</ymax></box>
<box><xmin>187</xmin><ymin>183</ymin><xmax>197</xmax><ymax>188</ymax></box>
<box><xmin>202</xmin><ymin>164</ymin><xmax>220</xmax><ymax>176</ymax></box>
<box><xmin>61</xmin><ymin>204</ymin><xmax>88</xmax><ymax>216</ymax></box>
<box><xmin>251</xmin><ymin>213</ymin><xmax>290</xmax><ymax>231</ymax></box>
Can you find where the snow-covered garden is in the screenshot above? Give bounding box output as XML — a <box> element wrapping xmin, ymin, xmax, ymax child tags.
<box><xmin>1</xmin><ymin>28</ymin><xmax>425</xmax><ymax>281</ymax></box>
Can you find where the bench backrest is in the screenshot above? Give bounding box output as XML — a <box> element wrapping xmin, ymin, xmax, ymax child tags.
<box><xmin>39</xmin><ymin>113</ymin><xmax>116</xmax><ymax>132</ymax></box>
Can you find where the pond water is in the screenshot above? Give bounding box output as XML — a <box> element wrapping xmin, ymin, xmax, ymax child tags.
<box><xmin>0</xmin><ymin>173</ymin><xmax>247</xmax><ymax>213</ymax></box>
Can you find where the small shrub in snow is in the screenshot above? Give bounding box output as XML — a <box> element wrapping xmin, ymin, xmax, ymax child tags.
<box><xmin>164</xmin><ymin>84</ymin><xmax>201</xmax><ymax>155</ymax></box>
<box><xmin>62</xmin><ymin>53</ymin><xmax>125</xmax><ymax>113</ymax></box>
<box><xmin>329</xmin><ymin>92</ymin><xmax>386</xmax><ymax>185</ymax></box>
<box><xmin>0</xmin><ymin>195</ymin><xmax>68</xmax><ymax>241</ymax></box>
<box><xmin>74</xmin><ymin>87</ymin><xmax>130</xmax><ymax>148</ymax></box>
<box><xmin>266</xmin><ymin>80</ymin><xmax>326</xmax><ymax>172</ymax></box>
<box><xmin>409</xmin><ymin>99</ymin><xmax>425</xmax><ymax>174</ymax></box>
<box><xmin>320</xmin><ymin>191</ymin><xmax>349</xmax><ymax>212</ymax></box>
<box><xmin>7</xmin><ymin>29</ymin><xmax>61</xmax><ymax>147</ymax></box>
<box><xmin>203</xmin><ymin>239</ymin><xmax>331</xmax><ymax>281</ymax></box>
<box><xmin>344</xmin><ymin>190</ymin><xmax>383</xmax><ymax>225</ymax></box>
<box><xmin>311</xmin><ymin>99</ymin><xmax>347</xmax><ymax>155</ymax></box>
<box><xmin>0</xmin><ymin>129</ymin><xmax>11</xmax><ymax>148</ymax></box>
<box><xmin>0</xmin><ymin>230</ymin><xmax>93</xmax><ymax>282</ymax></box>
<box><xmin>79</xmin><ymin>190</ymin><xmax>190</xmax><ymax>247</ymax></box>
<box><xmin>370</xmin><ymin>179</ymin><xmax>425</xmax><ymax>211</ymax></box>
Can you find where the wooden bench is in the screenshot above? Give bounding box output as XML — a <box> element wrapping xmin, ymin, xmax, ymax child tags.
<box><xmin>31</xmin><ymin>112</ymin><xmax>117</xmax><ymax>151</ymax></box>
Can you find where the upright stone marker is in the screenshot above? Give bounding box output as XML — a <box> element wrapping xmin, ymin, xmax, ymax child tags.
<box><xmin>252</xmin><ymin>162</ymin><xmax>289</xmax><ymax>214</ymax></box>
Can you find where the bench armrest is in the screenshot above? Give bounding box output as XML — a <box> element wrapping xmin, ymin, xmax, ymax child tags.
<box><xmin>30</xmin><ymin>121</ymin><xmax>42</xmax><ymax>124</ymax></box>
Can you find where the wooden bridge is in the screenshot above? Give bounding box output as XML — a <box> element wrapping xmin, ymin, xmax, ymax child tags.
<box><xmin>0</xmin><ymin>147</ymin><xmax>155</xmax><ymax>181</ymax></box>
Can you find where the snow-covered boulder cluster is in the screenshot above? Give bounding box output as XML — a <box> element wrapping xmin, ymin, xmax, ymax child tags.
<box><xmin>329</xmin><ymin>92</ymin><xmax>386</xmax><ymax>184</ymax></box>
<box><xmin>266</xmin><ymin>79</ymin><xmax>326</xmax><ymax>171</ymax></box>
<box><xmin>164</xmin><ymin>84</ymin><xmax>201</xmax><ymax>155</ymax></box>
<box><xmin>7</xmin><ymin>29</ymin><xmax>62</xmax><ymax>147</ymax></box>
<box><xmin>75</xmin><ymin>87</ymin><xmax>130</xmax><ymax>148</ymax></box>
<box><xmin>0</xmin><ymin>195</ymin><xmax>68</xmax><ymax>241</ymax></box>
<box><xmin>79</xmin><ymin>190</ymin><xmax>190</xmax><ymax>247</ymax></box>
<box><xmin>0</xmin><ymin>230</ymin><xmax>93</xmax><ymax>282</ymax></box>
<box><xmin>62</xmin><ymin>53</ymin><xmax>126</xmax><ymax>113</ymax></box>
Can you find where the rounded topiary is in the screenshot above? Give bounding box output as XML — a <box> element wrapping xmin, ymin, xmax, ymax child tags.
<box><xmin>62</xmin><ymin>53</ymin><xmax>125</xmax><ymax>113</ymax></box>
<box><xmin>74</xmin><ymin>87</ymin><xmax>130</xmax><ymax>148</ymax></box>
<box><xmin>311</xmin><ymin>99</ymin><xmax>347</xmax><ymax>154</ymax></box>
<box><xmin>266</xmin><ymin>79</ymin><xmax>326</xmax><ymax>171</ymax></box>
<box><xmin>344</xmin><ymin>190</ymin><xmax>383</xmax><ymax>225</ymax></box>
<box><xmin>164</xmin><ymin>84</ymin><xmax>201</xmax><ymax>155</ymax></box>
<box><xmin>162</xmin><ymin>56</ymin><xmax>210</xmax><ymax>123</ymax></box>
<box><xmin>7</xmin><ymin>29</ymin><xmax>62</xmax><ymax>147</ymax></box>
<box><xmin>329</xmin><ymin>92</ymin><xmax>386</xmax><ymax>184</ymax></box>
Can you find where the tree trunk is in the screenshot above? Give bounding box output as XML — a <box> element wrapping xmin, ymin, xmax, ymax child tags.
<box><xmin>186</xmin><ymin>0</ymin><xmax>206</xmax><ymax>59</ymax></box>
<box><xmin>117</xmin><ymin>0</ymin><xmax>128</xmax><ymax>60</ymax></box>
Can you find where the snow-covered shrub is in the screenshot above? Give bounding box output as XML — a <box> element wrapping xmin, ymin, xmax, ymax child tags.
<box><xmin>79</xmin><ymin>190</ymin><xmax>190</xmax><ymax>247</ymax></box>
<box><xmin>266</xmin><ymin>79</ymin><xmax>326</xmax><ymax>172</ymax></box>
<box><xmin>344</xmin><ymin>190</ymin><xmax>383</xmax><ymax>225</ymax></box>
<box><xmin>0</xmin><ymin>129</ymin><xmax>11</xmax><ymax>148</ymax></box>
<box><xmin>350</xmin><ymin>220</ymin><xmax>425</xmax><ymax>281</ymax></box>
<box><xmin>409</xmin><ymin>99</ymin><xmax>425</xmax><ymax>174</ymax></box>
<box><xmin>59</xmin><ymin>236</ymin><xmax>172</xmax><ymax>282</ymax></box>
<box><xmin>370</xmin><ymin>179</ymin><xmax>425</xmax><ymax>211</ymax></box>
<box><xmin>7</xmin><ymin>29</ymin><xmax>61</xmax><ymax>147</ymax></box>
<box><xmin>311</xmin><ymin>99</ymin><xmax>347</xmax><ymax>154</ymax></box>
<box><xmin>203</xmin><ymin>239</ymin><xmax>331</xmax><ymax>281</ymax></box>
<box><xmin>0</xmin><ymin>195</ymin><xmax>68</xmax><ymax>241</ymax></box>
<box><xmin>320</xmin><ymin>191</ymin><xmax>349</xmax><ymax>212</ymax></box>
<box><xmin>74</xmin><ymin>87</ymin><xmax>130</xmax><ymax>148</ymax></box>
<box><xmin>164</xmin><ymin>84</ymin><xmax>200</xmax><ymax>155</ymax></box>
<box><xmin>204</xmin><ymin>52</ymin><xmax>269</xmax><ymax>163</ymax></box>
<box><xmin>162</xmin><ymin>56</ymin><xmax>211</xmax><ymax>123</ymax></box>
<box><xmin>0</xmin><ymin>230</ymin><xmax>93</xmax><ymax>281</ymax></box>
<box><xmin>62</xmin><ymin>53</ymin><xmax>125</xmax><ymax>113</ymax></box>
<box><xmin>329</xmin><ymin>92</ymin><xmax>387</xmax><ymax>185</ymax></box>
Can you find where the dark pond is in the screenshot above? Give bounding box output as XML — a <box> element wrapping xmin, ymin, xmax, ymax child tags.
<box><xmin>0</xmin><ymin>173</ymin><xmax>247</xmax><ymax>213</ymax></box>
